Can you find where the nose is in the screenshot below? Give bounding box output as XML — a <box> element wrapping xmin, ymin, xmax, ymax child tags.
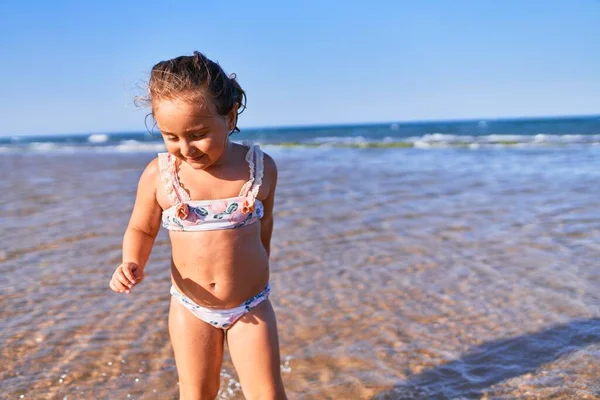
<box><xmin>179</xmin><ymin>140</ymin><xmax>197</xmax><ymax>158</ymax></box>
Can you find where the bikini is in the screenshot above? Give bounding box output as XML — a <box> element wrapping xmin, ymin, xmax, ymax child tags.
<box><xmin>158</xmin><ymin>144</ymin><xmax>270</xmax><ymax>330</ymax></box>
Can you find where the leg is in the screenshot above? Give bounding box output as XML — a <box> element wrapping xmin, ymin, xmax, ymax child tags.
<box><xmin>169</xmin><ymin>297</ymin><xmax>225</xmax><ymax>400</ymax></box>
<box><xmin>226</xmin><ymin>299</ymin><xmax>287</xmax><ymax>400</ymax></box>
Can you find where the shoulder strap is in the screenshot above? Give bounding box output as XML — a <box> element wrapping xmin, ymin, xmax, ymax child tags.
<box><xmin>250</xmin><ymin>145</ymin><xmax>264</xmax><ymax>198</ymax></box>
<box><xmin>238</xmin><ymin>144</ymin><xmax>264</xmax><ymax>203</ymax></box>
<box><xmin>238</xmin><ymin>144</ymin><xmax>256</xmax><ymax>197</ymax></box>
<box><xmin>158</xmin><ymin>152</ymin><xmax>190</xmax><ymax>206</ymax></box>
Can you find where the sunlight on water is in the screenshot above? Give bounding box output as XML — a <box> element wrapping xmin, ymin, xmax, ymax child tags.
<box><xmin>2</xmin><ymin>146</ymin><xmax>599</xmax><ymax>399</ymax></box>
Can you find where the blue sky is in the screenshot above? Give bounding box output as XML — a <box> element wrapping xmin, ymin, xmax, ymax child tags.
<box><xmin>0</xmin><ymin>0</ymin><xmax>598</xmax><ymax>136</ymax></box>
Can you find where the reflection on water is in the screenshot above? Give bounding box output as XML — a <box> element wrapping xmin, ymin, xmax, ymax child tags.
<box><xmin>2</xmin><ymin>148</ymin><xmax>599</xmax><ymax>399</ymax></box>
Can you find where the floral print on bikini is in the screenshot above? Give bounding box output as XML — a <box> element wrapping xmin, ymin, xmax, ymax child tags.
<box><xmin>159</xmin><ymin>144</ymin><xmax>265</xmax><ymax>232</ymax></box>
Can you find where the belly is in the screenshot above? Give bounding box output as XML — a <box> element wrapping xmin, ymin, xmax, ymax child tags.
<box><xmin>168</xmin><ymin>223</ymin><xmax>270</xmax><ymax>309</ymax></box>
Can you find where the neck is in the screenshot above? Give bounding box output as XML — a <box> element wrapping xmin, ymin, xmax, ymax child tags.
<box><xmin>209</xmin><ymin>138</ymin><xmax>234</xmax><ymax>168</ymax></box>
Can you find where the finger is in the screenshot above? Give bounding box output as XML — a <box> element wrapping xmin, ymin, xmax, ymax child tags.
<box><xmin>133</xmin><ymin>268</ymin><xmax>144</xmax><ymax>281</ymax></box>
<box><xmin>110</xmin><ymin>279</ymin><xmax>128</xmax><ymax>293</ymax></box>
<box><xmin>114</xmin><ymin>275</ymin><xmax>131</xmax><ymax>292</ymax></box>
<box><xmin>122</xmin><ymin>265</ymin><xmax>137</xmax><ymax>284</ymax></box>
<box><xmin>116</xmin><ymin>272</ymin><xmax>133</xmax><ymax>288</ymax></box>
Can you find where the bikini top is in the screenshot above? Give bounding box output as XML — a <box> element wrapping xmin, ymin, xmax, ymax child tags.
<box><xmin>159</xmin><ymin>144</ymin><xmax>265</xmax><ymax>232</ymax></box>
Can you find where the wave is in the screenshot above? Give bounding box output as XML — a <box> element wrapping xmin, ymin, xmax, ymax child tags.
<box><xmin>114</xmin><ymin>140</ymin><xmax>165</xmax><ymax>152</ymax></box>
<box><xmin>270</xmin><ymin>133</ymin><xmax>600</xmax><ymax>149</ymax></box>
<box><xmin>0</xmin><ymin>140</ymin><xmax>166</xmax><ymax>153</ymax></box>
<box><xmin>88</xmin><ymin>134</ymin><xmax>109</xmax><ymax>143</ymax></box>
<box><xmin>0</xmin><ymin>134</ymin><xmax>599</xmax><ymax>153</ymax></box>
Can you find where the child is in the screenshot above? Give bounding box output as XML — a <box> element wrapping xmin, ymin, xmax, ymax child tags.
<box><xmin>109</xmin><ymin>51</ymin><xmax>287</xmax><ymax>400</ymax></box>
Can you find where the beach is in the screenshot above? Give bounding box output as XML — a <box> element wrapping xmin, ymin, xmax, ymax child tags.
<box><xmin>2</xmin><ymin>122</ymin><xmax>600</xmax><ymax>399</ymax></box>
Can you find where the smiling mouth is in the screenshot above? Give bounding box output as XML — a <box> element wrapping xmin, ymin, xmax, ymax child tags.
<box><xmin>185</xmin><ymin>155</ymin><xmax>204</xmax><ymax>162</ymax></box>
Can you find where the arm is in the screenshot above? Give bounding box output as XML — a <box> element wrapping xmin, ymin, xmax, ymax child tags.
<box><xmin>110</xmin><ymin>158</ymin><xmax>162</xmax><ymax>293</ymax></box>
<box><xmin>260</xmin><ymin>154</ymin><xmax>278</xmax><ymax>257</ymax></box>
<box><xmin>122</xmin><ymin>158</ymin><xmax>162</xmax><ymax>270</ymax></box>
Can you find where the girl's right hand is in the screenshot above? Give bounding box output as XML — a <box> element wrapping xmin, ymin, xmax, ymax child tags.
<box><xmin>109</xmin><ymin>262</ymin><xmax>144</xmax><ymax>294</ymax></box>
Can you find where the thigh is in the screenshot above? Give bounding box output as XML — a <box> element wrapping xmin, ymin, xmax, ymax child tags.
<box><xmin>169</xmin><ymin>297</ymin><xmax>225</xmax><ymax>400</ymax></box>
<box><xmin>226</xmin><ymin>299</ymin><xmax>287</xmax><ymax>400</ymax></box>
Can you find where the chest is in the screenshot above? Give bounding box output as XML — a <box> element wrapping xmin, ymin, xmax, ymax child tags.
<box><xmin>156</xmin><ymin>160</ymin><xmax>270</xmax><ymax>211</ymax></box>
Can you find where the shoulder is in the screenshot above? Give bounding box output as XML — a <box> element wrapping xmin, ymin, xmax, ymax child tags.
<box><xmin>142</xmin><ymin>156</ymin><xmax>160</xmax><ymax>178</ymax></box>
<box><xmin>235</xmin><ymin>142</ymin><xmax>277</xmax><ymax>173</ymax></box>
<box><xmin>138</xmin><ymin>157</ymin><xmax>160</xmax><ymax>189</ymax></box>
<box><xmin>261</xmin><ymin>150</ymin><xmax>277</xmax><ymax>179</ymax></box>
<box><xmin>261</xmin><ymin>150</ymin><xmax>276</xmax><ymax>170</ymax></box>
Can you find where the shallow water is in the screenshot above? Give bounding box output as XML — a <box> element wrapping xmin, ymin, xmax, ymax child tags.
<box><xmin>2</xmin><ymin>147</ymin><xmax>599</xmax><ymax>399</ymax></box>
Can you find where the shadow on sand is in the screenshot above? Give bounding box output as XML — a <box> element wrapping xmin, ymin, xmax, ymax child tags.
<box><xmin>372</xmin><ymin>318</ymin><xmax>600</xmax><ymax>399</ymax></box>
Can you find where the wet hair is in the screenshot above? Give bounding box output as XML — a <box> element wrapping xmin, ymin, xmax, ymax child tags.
<box><xmin>140</xmin><ymin>51</ymin><xmax>246</xmax><ymax>134</ymax></box>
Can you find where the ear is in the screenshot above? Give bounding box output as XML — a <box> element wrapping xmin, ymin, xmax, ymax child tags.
<box><xmin>226</xmin><ymin>103</ymin><xmax>239</xmax><ymax>132</ymax></box>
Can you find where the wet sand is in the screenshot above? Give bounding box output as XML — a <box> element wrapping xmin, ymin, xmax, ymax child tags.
<box><xmin>2</xmin><ymin>148</ymin><xmax>599</xmax><ymax>399</ymax></box>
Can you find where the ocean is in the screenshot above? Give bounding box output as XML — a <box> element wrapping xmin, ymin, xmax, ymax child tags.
<box><xmin>2</xmin><ymin>115</ymin><xmax>600</xmax><ymax>152</ymax></box>
<box><xmin>2</xmin><ymin>115</ymin><xmax>600</xmax><ymax>399</ymax></box>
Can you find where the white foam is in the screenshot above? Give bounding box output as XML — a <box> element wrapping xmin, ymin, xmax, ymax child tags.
<box><xmin>413</xmin><ymin>140</ymin><xmax>431</xmax><ymax>148</ymax></box>
<box><xmin>30</xmin><ymin>142</ymin><xmax>57</xmax><ymax>151</ymax></box>
<box><xmin>115</xmin><ymin>140</ymin><xmax>165</xmax><ymax>152</ymax></box>
<box><xmin>88</xmin><ymin>134</ymin><xmax>109</xmax><ymax>143</ymax></box>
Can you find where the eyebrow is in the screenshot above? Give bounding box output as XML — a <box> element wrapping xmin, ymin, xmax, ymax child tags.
<box><xmin>160</xmin><ymin>126</ymin><xmax>210</xmax><ymax>135</ymax></box>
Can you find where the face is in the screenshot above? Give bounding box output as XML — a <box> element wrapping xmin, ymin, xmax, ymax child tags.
<box><xmin>153</xmin><ymin>97</ymin><xmax>237</xmax><ymax>169</ymax></box>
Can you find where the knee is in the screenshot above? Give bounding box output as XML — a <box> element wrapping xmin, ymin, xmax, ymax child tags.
<box><xmin>179</xmin><ymin>382</ymin><xmax>220</xmax><ymax>400</ymax></box>
<box><xmin>245</xmin><ymin>386</ymin><xmax>287</xmax><ymax>400</ymax></box>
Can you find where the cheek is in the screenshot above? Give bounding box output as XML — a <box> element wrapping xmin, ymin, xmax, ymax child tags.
<box><xmin>163</xmin><ymin>141</ymin><xmax>180</xmax><ymax>154</ymax></box>
<box><xmin>202</xmin><ymin>137</ymin><xmax>226</xmax><ymax>154</ymax></box>
<box><xmin>163</xmin><ymin>140</ymin><xmax>204</xmax><ymax>154</ymax></box>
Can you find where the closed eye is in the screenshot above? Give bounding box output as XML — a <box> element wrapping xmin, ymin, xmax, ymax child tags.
<box><xmin>189</xmin><ymin>132</ymin><xmax>208</xmax><ymax>140</ymax></box>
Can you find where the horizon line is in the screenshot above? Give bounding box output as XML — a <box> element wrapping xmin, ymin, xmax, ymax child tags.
<box><xmin>3</xmin><ymin>113</ymin><xmax>599</xmax><ymax>138</ymax></box>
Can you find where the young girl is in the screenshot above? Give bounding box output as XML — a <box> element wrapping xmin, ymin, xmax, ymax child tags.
<box><xmin>109</xmin><ymin>51</ymin><xmax>287</xmax><ymax>400</ymax></box>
